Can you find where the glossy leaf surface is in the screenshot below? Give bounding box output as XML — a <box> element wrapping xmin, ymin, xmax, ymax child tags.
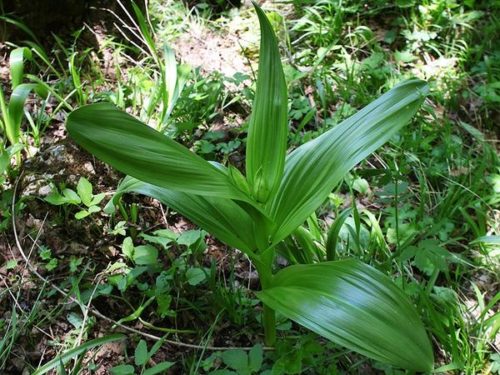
<box><xmin>7</xmin><ymin>83</ymin><xmax>44</xmax><ymax>144</ymax></box>
<box><xmin>245</xmin><ymin>4</ymin><xmax>288</xmax><ymax>203</ymax></box>
<box><xmin>258</xmin><ymin>259</ymin><xmax>433</xmax><ymax>371</ymax></box>
<box><xmin>105</xmin><ymin>176</ymin><xmax>258</xmax><ymax>254</ymax></box>
<box><xmin>10</xmin><ymin>47</ymin><xmax>30</xmax><ymax>89</ymax></box>
<box><xmin>67</xmin><ymin>103</ymin><xmax>249</xmax><ymax>201</ymax></box>
<box><xmin>268</xmin><ymin>80</ymin><xmax>428</xmax><ymax>244</ymax></box>
<box><xmin>66</xmin><ymin>5</ymin><xmax>433</xmax><ymax>371</ymax></box>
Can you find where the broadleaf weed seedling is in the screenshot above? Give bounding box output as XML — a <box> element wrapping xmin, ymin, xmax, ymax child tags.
<box><xmin>67</xmin><ymin>3</ymin><xmax>435</xmax><ymax>371</ymax></box>
<box><xmin>45</xmin><ymin>177</ymin><xmax>105</xmax><ymax>220</ymax></box>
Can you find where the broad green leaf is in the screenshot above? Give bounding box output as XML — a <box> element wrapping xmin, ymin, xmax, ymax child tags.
<box><xmin>186</xmin><ymin>267</ymin><xmax>207</xmax><ymax>286</ymax></box>
<box><xmin>134</xmin><ymin>245</ymin><xmax>158</xmax><ymax>265</ymax></box>
<box><xmin>88</xmin><ymin>205</ymin><xmax>101</xmax><ymax>214</ymax></box>
<box><xmin>135</xmin><ymin>339</ymin><xmax>149</xmax><ymax>366</ymax></box>
<box><xmin>169</xmin><ymin>63</ymin><xmax>190</xmax><ymax>118</ymax></box>
<box><xmin>67</xmin><ymin>312</ymin><xmax>83</xmax><ymax>329</ymax></box>
<box><xmin>140</xmin><ymin>230</ymin><xmax>176</xmax><ymax>249</ymax></box>
<box><xmin>122</xmin><ymin>237</ymin><xmax>135</xmax><ymax>260</ymax></box>
<box><xmin>245</xmin><ymin>4</ymin><xmax>288</xmax><ymax>203</ymax></box>
<box><xmin>472</xmin><ymin>235</ymin><xmax>500</xmax><ymax>245</ymax></box>
<box><xmin>66</xmin><ymin>103</ymin><xmax>249</xmax><ymax>201</ymax></box>
<box><xmin>149</xmin><ymin>337</ymin><xmax>167</xmax><ymax>358</ymax></box>
<box><xmin>5</xmin><ymin>259</ymin><xmax>17</xmax><ymax>270</ymax></box>
<box><xmin>248</xmin><ymin>344</ymin><xmax>263</xmax><ymax>372</ymax></box>
<box><xmin>77</xmin><ymin>177</ymin><xmax>93</xmax><ymax>206</ymax></box>
<box><xmin>44</xmin><ymin>192</ymin><xmax>67</xmax><ymax>206</ymax></box>
<box><xmin>291</xmin><ymin>226</ymin><xmax>323</xmax><ymax>262</ymax></box>
<box><xmin>325</xmin><ymin>208</ymin><xmax>352</xmax><ymax>261</ymax></box>
<box><xmin>105</xmin><ymin>176</ymin><xmax>259</xmax><ymax>254</ymax></box>
<box><xmin>269</xmin><ymin>80</ymin><xmax>428</xmax><ymax>244</ymax></box>
<box><xmin>7</xmin><ymin>83</ymin><xmax>43</xmax><ymax>144</ymax></box>
<box><xmin>177</xmin><ymin>229</ymin><xmax>203</xmax><ymax>247</ymax></box>
<box><xmin>62</xmin><ymin>188</ymin><xmax>81</xmax><ymax>205</ymax></box>
<box><xmin>69</xmin><ymin>52</ymin><xmax>84</xmax><ymax>103</ymax></box>
<box><xmin>258</xmin><ymin>259</ymin><xmax>433</xmax><ymax>371</ymax></box>
<box><xmin>221</xmin><ymin>349</ymin><xmax>249</xmax><ymax>374</ymax></box>
<box><xmin>110</xmin><ymin>364</ymin><xmax>135</xmax><ymax>375</ymax></box>
<box><xmin>74</xmin><ymin>210</ymin><xmax>90</xmax><ymax>220</ymax></box>
<box><xmin>10</xmin><ymin>47</ymin><xmax>31</xmax><ymax>89</ymax></box>
<box><xmin>0</xmin><ymin>147</ymin><xmax>9</xmax><ymax>174</ymax></box>
<box><xmin>143</xmin><ymin>362</ymin><xmax>175</xmax><ymax>375</ymax></box>
<box><xmin>90</xmin><ymin>192</ymin><xmax>106</xmax><ymax>206</ymax></box>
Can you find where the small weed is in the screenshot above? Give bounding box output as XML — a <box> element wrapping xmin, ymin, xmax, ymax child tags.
<box><xmin>45</xmin><ymin>177</ymin><xmax>105</xmax><ymax>220</ymax></box>
<box><xmin>110</xmin><ymin>338</ymin><xmax>174</xmax><ymax>375</ymax></box>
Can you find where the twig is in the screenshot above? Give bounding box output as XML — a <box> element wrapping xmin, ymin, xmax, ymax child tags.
<box><xmin>11</xmin><ymin>174</ymin><xmax>273</xmax><ymax>352</ymax></box>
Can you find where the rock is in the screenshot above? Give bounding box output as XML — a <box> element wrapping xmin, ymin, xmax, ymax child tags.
<box><xmin>22</xmin><ymin>173</ymin><xmax>54</xmax><ymax>197</ymax></box>
<box><xmin>46</xmin><ymin>144</ymin><xmax>71</xmax><ymax>165</ymax></box>
<box><xmin>68</xmin><ymin>174</ymin><xmax>78</xmax><ymax>184</ymax></box>
<box><xmin>38</xmin><ymin>185</ymin><xmax>52</xmax><ymax>196</ymax></box>
<box><xmin>83</xmin><ymin>161</ymin><xmax>95</xmax><ymax>174</ymax></box>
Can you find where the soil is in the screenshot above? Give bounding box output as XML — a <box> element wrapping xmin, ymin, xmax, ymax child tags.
<box><xmin>0</xmin><ymin>116</ymin><xmax>263</xmax><ymax>373</ymax></box>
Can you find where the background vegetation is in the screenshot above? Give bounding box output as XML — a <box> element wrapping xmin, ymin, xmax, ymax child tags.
<box><xmin>0</xmin><ymin>0</ymin><xmax>498</xmax><ymax>374</ymax></box>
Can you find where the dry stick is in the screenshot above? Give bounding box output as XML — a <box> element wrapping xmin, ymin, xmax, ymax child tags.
<box><xmin>11</xmin><ymin>175</ymin><xmax>272</xmax><ymax>351</ymax></box>
<box><xmin>90</xmin><ymin>5</ymin><xmax>145</xmax><ymax>50</ymax></box>
<box><xmin>159</xmin><ymin>204</ymin><xmax>169</xmax><ymax>228</ymax></box>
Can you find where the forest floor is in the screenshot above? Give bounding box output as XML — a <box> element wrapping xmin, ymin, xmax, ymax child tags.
<box><xmin>0</xmin><ymin>0</ymin><xmax>499</xmax><ymax>374</ymax></box>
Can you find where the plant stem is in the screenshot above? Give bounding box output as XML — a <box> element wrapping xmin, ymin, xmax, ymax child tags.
<box><xmin>254</xmin><ymin>249</ymin><xmax>276</xmax><ymax>346</ymax></box>
<box><xmin>262</xmin><ymin>304</ymin><xmax>276</xmax><ymax>346</ymax></box>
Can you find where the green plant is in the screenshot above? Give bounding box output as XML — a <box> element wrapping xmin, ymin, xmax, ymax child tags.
<box><xmin>0</xmin><ymin>281</ymin><xmax>45</xmax><ymax>371</ymax></box>
<box><xmin>67</xmin><ymin>4</ymin><xmax>433</xmax><ymax>371</ymax></box>
<box><xmin>110</xmin><ymin>338</ymin><xmax>174</xmax><ymax>375</ymax></box>
<box><xmin>0</xmin><ymin>47</ymin><xmax>47</xmax><ymax>154</ymax></box>
<box><xmin>129</xmin><ymin>1</ymin><xmax>190</xmax><ymax>131</ymax></box>
<box><xmin>202</xmin><ymin>344</ymin><xmax>263</xmax><ymax>375</ymax></box>
<box><xmin>38</xmin><ymin>245</ymin><xmax>58</xmax><ymax>271</ymax></box>
<box><xmin>32</xmin><ymin>334</ymin><xmax>124</xmax><ymax>375</ymax></box>
<box><xmin>45</xmin><ymin>177</ymin><xmax>105</xmax><ymax>220</ymax></box>
<box><xmin>170</xmin><ymin>69</ymin><xmax>231</xmax><ymax>138</ymax></box>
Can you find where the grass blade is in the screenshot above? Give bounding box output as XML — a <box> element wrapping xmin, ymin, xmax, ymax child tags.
<box><xmin>0</xmin><ymin>16</ymin><xmax>40</xmax><ymax>44</ymax></box>
<box><xmin>32</xmin><ymin>334</ymin><xmax>124</xmax><ymax>375</ymax></box>
<box><xmin>131</xmin><ymin>1</ymin><xmax>159</xmax><ymax>63</ymax></box>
